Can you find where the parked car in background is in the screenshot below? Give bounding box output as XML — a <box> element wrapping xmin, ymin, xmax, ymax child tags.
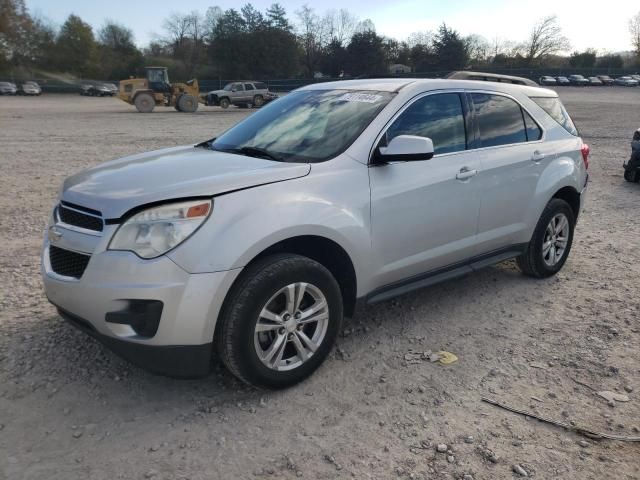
<box><xmin>104</xmin><ymin>83</ymin><xmax>118</xmax><ymax>95</ymax></box>
<box><xmin>19</xmin><ymin>81</ymin><xmax>42</xmax><ymax>95</ymax></box>
<box><xmin>568</xmin><ymin>75</ymin><xmax>589</xmax><ymax>86</ymax></box>
<box><xmin>42</xmin><ymin>77</ymin><xmax>589</xmax><ymax>388</ymax></box>
<box><xmin>0</xmin><ymin>81</ymin><xmax>17</xmax><ymax>95</ymax></box>
<box><xmin>597</xmin><ymin>75</ymin><xmax>614</xmax><ymax>85</ymax></box>
<box><xmin>556</xmin><ymin>76</ymin><xmax>570</xmax><ymax>85</ymax></box>
<box><xmin>588</xmin><ymin>77</ymin><xmax>603</xmax><ymax>86</ymax></box>
<box><xmin>615</xmin><ymin>76</ymin><xmax>639</xmax><ymax>87</ymax></box>
<box><xmin>630</xmin><ymin>74</ymin><xmax>640</xmax><ymax>82</ymax></box>
<box><xmin>205</xmin><ymin>81</ymin><xmax>277</xmax><ymax>108</ymax></box>
<box><xmin>80</xmin><ymin>83</ymin><xmax>116</xmax><ymax>96</ymax></box>
<box><xmin>538</xmin><ymin>76</ymin><xmax>557</xmax><ymax>86</ymax></box>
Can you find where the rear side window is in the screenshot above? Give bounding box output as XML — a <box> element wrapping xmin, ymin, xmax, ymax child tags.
<box><xmin>530</xmin><ymin>96</ymin><xmax>578</xmax><ymax>136</ymax></box>
<box><xmin>386</xmin><ymin>93</ymin><xmax>467</xmax><ymax>155</ymax></box>
<box><xmin>523</xmin><ymin>110</ymin><xmax>542</xmax><ymax>141</ymax></box>
<box><xmin>244</xmin><ymin>83</ymin><xmax>255</xmax><ymax>90</ymax></box>
<box><xmin>471</xmin><ymin>93</ymin><xmax>527</xmax><ymax>147</ymax></box>
<box><xmin>254</xmin><ymin>82</ymin><xmax>267</xmax><ymax>90</ymax></box>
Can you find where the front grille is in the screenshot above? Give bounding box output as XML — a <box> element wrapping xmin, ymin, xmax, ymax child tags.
<box><xmin>58</xmin><ymin>204</ymin><xmax>103</xmax><ymax>232</ymax></box>
<box><xmin>49</xmin><ymin>245</ymin><xmax>91</xmax><ymax>279</ymax></box>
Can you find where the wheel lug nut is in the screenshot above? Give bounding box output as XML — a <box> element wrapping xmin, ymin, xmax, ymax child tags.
<box><xmin>278</xmin><ymin>328</ymin><xmax>285</xmax><ymax>335</ymax></box>
<box><xmin>294</xmin><ymin>312</ymin><xmax>301</xmax><ymax>319</ymax></box>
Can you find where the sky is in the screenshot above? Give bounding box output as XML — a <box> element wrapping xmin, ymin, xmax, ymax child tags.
<box><xmin>25</xmin><ymin>0</ymin><xmax>638</xmax><ymax>53</ymax></box>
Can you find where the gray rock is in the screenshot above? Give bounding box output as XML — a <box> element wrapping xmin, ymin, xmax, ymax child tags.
<box><xmin>144</xmin><ymin>470</ymin><xmax>159</xmax><ymax>479</ymax></box>
<box><xmin>513</xmin><ymin>464</ymin><xmax>528</xmax><ymax>477</ymax></box>
<box><xmin>447</xmin><ymin>455</ymin><xmax>455</xmax><ymax>463</ymax></box>
<box><xmin>578</xmin><ymin>440</ymin><xmax>589</xmax><ymax>448</ymax></box>
<box><xmin>463</xmin><ymin>475</ymin><xmax>474</xmax><ymax>480</ymax></box>
<box><xmin>464</xmin><ymin>436</ymin><xmax>474</xmax><ymax>444</ymax></box>
<box><xmin>624</xmin><ymin>385</ymin><xmax>633</xmax><ymax>393</ymax></box>
<box><xmin>436</xmin><ymin>444</ymin><xmax>448</xmax><ymax>453</ymax></box>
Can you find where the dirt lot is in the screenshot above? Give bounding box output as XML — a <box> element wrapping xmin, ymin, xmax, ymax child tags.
<box><xmin>0</xmin><ymin>90</ymin><xmax>639</xmax><ymax>480</ymax></box>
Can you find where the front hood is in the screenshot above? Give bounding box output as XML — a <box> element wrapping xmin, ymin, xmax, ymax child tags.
<box><xmin>61</xmin><ymin>145</ymin><xmax>310</xmax><ymax>219</ymax></box>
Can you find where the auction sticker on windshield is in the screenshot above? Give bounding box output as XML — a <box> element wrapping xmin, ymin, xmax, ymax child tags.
<box><xmin>337</xmin><ymin>93</ymin><xmax>383</xmax><ymax>103</ymax></box>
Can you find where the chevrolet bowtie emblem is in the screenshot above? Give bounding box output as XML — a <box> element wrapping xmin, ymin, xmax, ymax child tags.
<box><xmin>49</xmin><ymin>226</ymin><xmax>63</xmax><ymax>242</ymax></box>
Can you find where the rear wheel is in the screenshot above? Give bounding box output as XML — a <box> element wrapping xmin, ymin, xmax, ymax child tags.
<box><xmin>219</xmin><ymin>97</ymin><xmax>230</xmax><ymax>109</ymax></box>
<box><xmin>134</xmin><ymin>93</ymin><xmax>155</xmax><ymax>113</ymax></box>
<box><xmin>216</xmin><ymin>254</ymin><xmax>343</xmax><ymax>389</ymax></box>
<box><xmin>177</xmin><ymin>94</ymin><xmax>198</xmax><ymax>112</ymax></box>
<box><xmin>624</xmin><ymin>164</ymin><xmax>640</xmax><ymax>182</ymax></box>
<box><xmin>517</xmin><ymin>198</ymin><xmax>575</xmax><ymax>278</ymax></box>
<box><xmin>252</xmin><ymin>95</ymin><xmax>264</xmax><ymax>107</ymax></box>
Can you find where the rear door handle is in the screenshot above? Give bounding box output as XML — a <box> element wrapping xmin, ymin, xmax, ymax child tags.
<box><xmin>456</xmin><ymin>166</ymin><xmax>478</xmax><ymax>180</ymax></box>
<box><xmin>531</xmin><ymin>150</ymin><xmax>546</xmax><ymax>162</ymax></box>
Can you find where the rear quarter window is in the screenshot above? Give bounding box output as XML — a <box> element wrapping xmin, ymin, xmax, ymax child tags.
<box><xmin>530</xmin><ymin>96</ymin><xmax>578</xmax><ymax>136</ymax></box>
<box><xmin>254</xmin><ymin>82</ymin><xmax>268</xmax><ymax>90</ymax></box>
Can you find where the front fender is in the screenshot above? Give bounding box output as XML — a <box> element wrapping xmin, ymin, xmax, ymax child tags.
<box><xmin>167</xmin><ymin>159</ymin><xmax>373</xmax><ymax>294</ymax></box>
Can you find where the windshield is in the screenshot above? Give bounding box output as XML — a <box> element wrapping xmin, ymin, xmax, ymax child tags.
<box><xmin>211</xmin><ymin>89</ymin><xmax>394</xmax><ymax>162</ymax></box>
<box><xmin>223</xmin><ymin>83</ymin><xmax>233</xmax><ymax>91</ymax></box>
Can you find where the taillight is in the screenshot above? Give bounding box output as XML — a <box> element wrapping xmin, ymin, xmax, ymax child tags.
<box><xmin>581</xmin><ymin>143</ymin><xmax>590</xmax><ymax>170</ymax></box>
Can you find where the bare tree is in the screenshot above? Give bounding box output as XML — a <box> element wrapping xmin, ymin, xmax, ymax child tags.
<box><xmin>630</xmin><ymin>11</ymin><xmax>640</xmax><ymax>56</ymax></box>
<box><xmin>323</xmin><ymin>9</ymin><xmax>358</xmax><ymax>46</ymax></box>
<box><xmin>162</xmin><ymin>12</ymin><xmax>192</xmax><ymax>53</ymax></box>
<box><xmin>465</xmin><ymin>34</ymin><xmax>489</xmax><ymax>64</ymax></box>
<box><xmin>296</xmin><ymin>5</ymin><xmax>328</xmax><ymax>76</ymax></box>
<box><xmin>162</xmin><ymin>10</ymin><xmax>205</xmax><ymax>76</ymax></box>
<box><xmin>524</xmin><ymin>16</ymin><xmax>570</xmax><ymax>64</ymax></box>
<box><xmin>406</xmin><ymin>31</ymin><xmax>432</xmax><ymax>49</ymax></box>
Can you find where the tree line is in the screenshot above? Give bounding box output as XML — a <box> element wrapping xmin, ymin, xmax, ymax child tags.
<box><xmin>2</xmin><ymin>0</ymin><xmax>640</xmax><ymax>82</ymax></box>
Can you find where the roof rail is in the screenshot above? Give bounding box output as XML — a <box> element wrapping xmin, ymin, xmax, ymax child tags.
<box><xmin>446</xmin><ymin>71</ymin><xmax>538</xmax><ymax>87</ymax></box>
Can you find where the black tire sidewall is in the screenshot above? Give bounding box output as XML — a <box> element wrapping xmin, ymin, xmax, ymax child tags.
<box><xmin>530</xmin><ymin>199</ymin><xmax>575</xmax><ymax>276</ymax></box>
<box><xmin>220</xmin><ymin>255</ymin><xmax>343</xmax><ymax>389</ymax></box>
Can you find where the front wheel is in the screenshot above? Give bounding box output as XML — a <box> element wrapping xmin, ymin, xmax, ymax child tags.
<box><xmin>216</xmin><ymin>254</ymin><xmax>343</xmax><ymax>389</ymax></box>
<box><xmin>219</xmin><ymin>97</ymin><xmax>230</xmax><ymax>109</ymax></box>
<box><xmin>517</xmin><ymin>198</ymin><xmax>575</xmax><ymax>278</ymax></box>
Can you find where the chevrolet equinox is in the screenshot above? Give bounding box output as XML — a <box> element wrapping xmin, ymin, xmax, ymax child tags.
<box><xmin>42</xmin><ymin>79</ymin><xmax>589</xmax><ymax>388</ymax></box>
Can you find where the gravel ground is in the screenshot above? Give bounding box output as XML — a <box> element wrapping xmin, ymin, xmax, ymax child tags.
<box><xmin>0</xmin><ymin>90</ymin><xmax>639</xmax><ymax>480</ymax></box>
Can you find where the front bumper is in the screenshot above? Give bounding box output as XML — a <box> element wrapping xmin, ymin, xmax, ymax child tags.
<box><xmin>42</xmin><ymin>230</ymin><xmax>242</xmax><ymax>377</ymax></box>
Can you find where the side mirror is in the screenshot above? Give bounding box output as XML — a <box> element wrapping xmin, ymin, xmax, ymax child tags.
<box><xmin>231</xmin><ymin>88</ymin><xmax>237</xmax><ymax>92</ymax></box>
<box><xmin>373</xmin><ymin>135</ymin><xmax>435</xmax><ymax>164</ymax></box>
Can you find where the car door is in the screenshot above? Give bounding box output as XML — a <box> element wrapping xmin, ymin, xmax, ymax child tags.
<box><xmin>369</xmin><ymin>92</ymin><xmax>483</xmax><ymax>289</ymax></box>
<box><xmin>469</xmin><ymin>92</ymin><xmax>547</xmax><ymax>253</ymax></box>
<box><xmin>244</xmin><ymin>83</ymin><xmax>255</xmax><ymax>102</ymax></box>
<box><xmin>231</xmin><ymin>83</ymin><xmax>244</xmax><ymax>102</ymax></box>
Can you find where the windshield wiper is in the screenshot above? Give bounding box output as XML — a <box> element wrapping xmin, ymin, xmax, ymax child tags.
<box><xmin>195</xmin><ymin>137</ymin><xmax>216</xmax><ymax>149</ymax></box>
<box><xmin>227</xmin><ymin>146</ymin><xmax>282</xmax><ymax>161</ymax></box>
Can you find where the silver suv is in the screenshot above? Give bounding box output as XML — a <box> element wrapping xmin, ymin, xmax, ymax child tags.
<box><xmin>204</xmin><ymin>81</ymin><xmax>276</xmax><ymax>108</ymax></box>
<box><xmin>42</xmin><ymin>79</ymin><xmax>589</xmax><ymax>388</ymax></box>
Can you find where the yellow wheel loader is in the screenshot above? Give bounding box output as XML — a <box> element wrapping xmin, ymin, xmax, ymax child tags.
<box><xmin>118</xmin><ymin>67</ymin><xmax>202</xmax><ymax>113</ymax></box>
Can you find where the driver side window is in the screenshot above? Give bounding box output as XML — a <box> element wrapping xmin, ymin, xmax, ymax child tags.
<box><xmin>385</xmin><ymin>93</ymin><xmax>467</xmax><ymax>155</ymax></box>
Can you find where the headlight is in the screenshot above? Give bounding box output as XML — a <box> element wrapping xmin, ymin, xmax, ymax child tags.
<box><xmin>109</xmin><ymin>199</ymin><xmax>212</xmax><ymax>259</ymax></box>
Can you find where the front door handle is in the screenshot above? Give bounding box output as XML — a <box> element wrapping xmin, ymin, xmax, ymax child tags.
<box><xmin>531</xmin><ymin>150</ymin><xmax>546</xmax><ymax>162</ymax></box>
<box><xmin>456</xmin><ymin>166</ymin><xmax>478</xmax><ymax>180</ymax></box>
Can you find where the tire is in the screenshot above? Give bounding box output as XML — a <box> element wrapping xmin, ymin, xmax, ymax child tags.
<box><xmin>177</xmin><ymin>94</ymin><xmax>198</xmax><ymax>112</ymax></box>
<box><xmin>516</xmin><ymin>198</ymin><xmax>575</xmax><ymax>278</ymax></box>
<box><xmin>216</xmin><ymin>253</ymin><xmax>343</xmax><ymax>389</ymax></box>
<box><xmin>624</xmin><ymin>168</ymin><xmax>639</xmax><ymax>182</ymax></box>
<box><xmin>252</xmin><ymin>95</ymin><xmax>264</xmax><ymax>107</ymax></box>
<box><xmin>134</xmin><ymin>93</ymin><xmax>155</xmax><ymax>113</ymax></box>
<box><xmin>219</xmin><ymin>97</ymin><xmax>230</xmax><ymax>109</ymax></box>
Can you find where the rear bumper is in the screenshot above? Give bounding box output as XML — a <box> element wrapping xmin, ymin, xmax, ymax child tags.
<box><xmin>56</xmin><ymin>306</ymin><xmax>212</xmax><ymax>377</ymax></box>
